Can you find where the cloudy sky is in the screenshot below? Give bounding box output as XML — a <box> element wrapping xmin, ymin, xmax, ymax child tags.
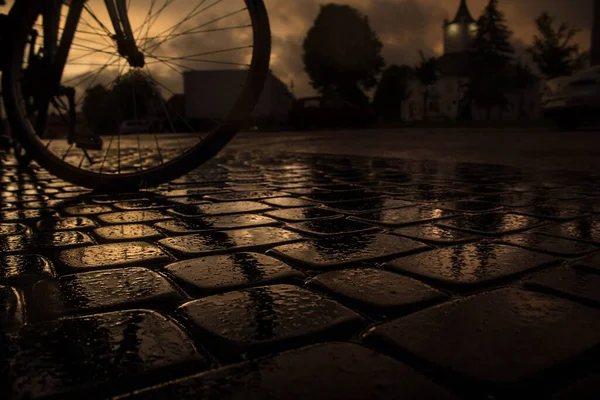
<box><xmin>266</xmin><ymin>0</ymin><xmax>593</xmax><ymax>97</ymax></box>
<box><xmin>5</xmin><ymin>0</ymin><xmax>592</xmax><ymax>101</ymax></box>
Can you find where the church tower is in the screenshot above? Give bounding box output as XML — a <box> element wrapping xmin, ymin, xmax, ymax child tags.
<box><xmin>443</xmin><ymin>0</ymin><xmax>478</xmax><ymax>55</ymax></box>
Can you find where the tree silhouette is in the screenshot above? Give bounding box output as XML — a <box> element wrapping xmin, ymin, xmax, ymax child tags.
<box><xmin>302</xmin><ymin>4</ymin><xmax>385</xmax><ymax>106</ymax></box>
<box><xmin>82</xmin><ymin>84</ymin><xmax>117</xmax><ymax>135</ymax></box>
<box><xmin>414</xmin><ymin>51</ymin><xmax>439</xmax><ymax>121</ymax></box>
<box><xmin>81</xmin><ymin>72</ymin><xmax>164</xmax><ymax>134</ymax></box>
<box><xmin>467</xmin><ymin>0</ymin><xmax>515</xmax><ymax>120</ymax></box>
<box><xmin>111</xmin><ymin>71</ymin><xmax>163</xmax><ymax>122</ymax></box>
<box><xmin>373</xmin><ymin>65</ymin><xmax>412</xmax><ymax>122</ymax></box>
<box><xmin>512</xmin><ymin>59</ymin><xmax>536</xmax><ymax>119</ymax></box>
<box><xmin>527</xmin><ymin>12</ymin><xmax>585</xmax><ymax>78</ymax></box>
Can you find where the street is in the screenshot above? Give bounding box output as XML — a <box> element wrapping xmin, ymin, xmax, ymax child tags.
<box><xmin>2</xmin><ymin>126</ymin><xmax>600</xmax><ymax>399</ymax></box>
<box><xmin>229</xmin><ymin>127</ymin><xmax>600</xmax><ymax>173</ymax></box>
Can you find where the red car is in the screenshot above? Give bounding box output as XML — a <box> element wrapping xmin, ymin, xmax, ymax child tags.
<box><xmin>288</xmin><ymin>97</ymin><xmax>377</xmax><ymax>130</ymax></box>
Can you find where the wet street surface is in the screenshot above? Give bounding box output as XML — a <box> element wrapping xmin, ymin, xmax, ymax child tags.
<box><xmin>2</xmin><ymin>144</ymin><xmax>600</xmax><ymax>399</ymax></box>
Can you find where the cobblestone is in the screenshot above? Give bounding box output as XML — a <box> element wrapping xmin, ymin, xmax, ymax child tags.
<box><xmin>31</xmin><ymin>267</ymin><xmax>185</xmax><ymax>319</ymax></box>
<box><xmin>307</xmin><ymin>268</ymin><xmax>447</xmax><ymax>318</ymax></box>
<box><xmin>264</xmin><ymin>206</ymin><xmax>342</xmax><ymax>222</ymax></box>
<box><xmin>159</xmin><ymin>227</ymin><xmax>305</xmax><ymax>257</ymax></box>
<box><xmin>363</xmin><ymin>287</ymin><xmax>600</xmax><ymax>389</ymax></box>
<box><xmin>269</xmin><ymin>233</ymin><xmax>429</xmax><ymax>270</ymax></box>
<box><xmin>0</xmin><ymin>254</ymin><xmax>55</xmax><ymax>285</ymax></box>
<box><xmin>115</xmin><ymin>342</ymin><xmax>456</xmax><ymax>399</ymax></box>
<box><xmin>525</xmin><ymin>267</ymin><xmax>600</xmax><ymax>307</ymax></box>
<box><xmin>0</xmin><ymin>310</ymin><xmax>206</xmax><ymax>399</ymax></box>
<box><xmin>165</xmin><ymin>253</ymin><xmax>304</xmax><ymax>296</ymax></box>
<box><xmin>0</xmin><ymin>285</ymin><xmax>23</xmax><ymax>331</ymax></box>
<box><xmin>3</xmin><ymin>150</ymin><xmax>600</xmax><ymax>398</ymax></box>
<box><xmin>497</xmin><ymin>232</ymin><xmax>598</xmax><ymax>258</ymax></box>
<box><xmin>392</xmin><ymin>223</ymin><xmax>480</xmax><ymax>245</ymax></box>
<box><xmin>177</xmin><ymin>284</ymin><xmax>365</xmax><ymax>361</ymax></box>
<box><xmin>385</xmin><ymin>242</ymin><xmax>559</xmax><ymax>291</ymax></box>
<box><xmin>94</xmin><ymin>224</ymin><xmax>164</xmax><ymax>242</ymax></box>
<box><xmin>349</xmin><ymin>207</ymin><xmax>457</xmax><ymax>227</ymax></box>
<box><xmin>58</xmin><ymin>241</ymin><xmax>171</xmax><ymax>272</ymax></box>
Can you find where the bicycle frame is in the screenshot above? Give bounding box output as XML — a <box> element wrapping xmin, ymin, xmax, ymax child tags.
<box><xmin>0</xmin><ymin>0</ymin><xmax>141</xmax><ymax>79</ymax></box>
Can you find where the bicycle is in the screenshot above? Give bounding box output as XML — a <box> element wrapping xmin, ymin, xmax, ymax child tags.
<box><xmin>0</xmin><ymin>0</ymin><xmax>271</xmax><ymax>191</ymax></box>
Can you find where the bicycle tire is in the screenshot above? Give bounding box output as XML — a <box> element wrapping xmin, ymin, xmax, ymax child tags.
<box><xmin>2</xmin><ymin>0</ymin><xmax>271</xmax><ymax>192</ymax></box>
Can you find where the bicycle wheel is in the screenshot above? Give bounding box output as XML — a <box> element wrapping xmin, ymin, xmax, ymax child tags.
<box><xmin>3</xmin><ymin>0</ymin><xmax>271</xmax><ymax>191</ymax></box>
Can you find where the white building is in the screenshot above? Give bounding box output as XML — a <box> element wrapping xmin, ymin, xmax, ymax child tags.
<box><xmin>402</xmin><ymin>0</ymin><xmax>542</xmax><ymax>122</ymax></box>
<box><xmin>183</xmin><ymin>69</ymin><xmax>295</xmax><ymax>124</ymax></box>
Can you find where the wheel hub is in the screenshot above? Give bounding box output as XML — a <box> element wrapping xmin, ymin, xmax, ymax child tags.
<box><xmin>116</xmin><ymin>39</ymin><xmax>145</xmax><ymax>68</ymax></box>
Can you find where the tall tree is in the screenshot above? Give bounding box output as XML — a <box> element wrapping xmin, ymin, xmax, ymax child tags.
<box><xmin>302</xmin><ymin>4</ymin><xmax>385</xmax><ymax>106</ymax></box>
<box><xmin>414</xmin><ymin>51</ymin><xmax>438</xmax><ymax>121</ymax></box>
<box><xmin>527</xmin><ymin>12</ymin><xmax>583</xmax><ymax>78</ymax></box>
<box><xmin>82</xmin><ymin>84</ymin><xmax>116</xmax><ymax>134</ymax></box>
<box><xmin>512</xmin><ymin>59</ymin><xmax>536</xmax><ymax>119</ymax></box>
<box><xmin>111</xmin><ymin>70</ymin><xmax>163</xmax><ymax>122</ymax></box>
<box><xmin>373</xmin><ymin>64</ymin><xmax>412</xmax><ymax>122</ymax></box>
<box><xmin>468</xmin><ymin>0</ymin><xmax>515</xmax><ymax>119</ymax></box>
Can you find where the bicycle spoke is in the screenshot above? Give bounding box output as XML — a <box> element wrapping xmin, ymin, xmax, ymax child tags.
<box><xmin>12</xmin><ymin>0</ymin><xmax>264</xmax><ymax>181</ymax></box>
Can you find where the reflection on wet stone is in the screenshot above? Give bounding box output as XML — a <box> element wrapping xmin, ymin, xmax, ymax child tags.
<box><xmin>168</xmin><ymin>201</ymin><xmax>273</xmax><ymax>217</ymax></box>
<box><xmin>34</xmin><ymin>231</ymin><xmax>96</xmax><ymax>250</ymax></box>
<box><xmin>434</xmin><ymin>200</ymin><xmax>504</xmax><ymax>213</ymax></box>
<box><xmin>165</xmin><ymin>253</ymin><xmax>304</xmax><ymax>296</ymax></box>
<box><xmin>115</xmin><ymin>342</ymin><xmax>456</xmax><ymax>400</ymax></box>
<box><xmin>0</xmin><ymin>310</ymin><xmax>205</xmax><ymax>399</ymax></box>
<box><xmin>94</xmin><ymin>224</ymin><xmax>163</xmax><ymax>243</ymax></box>
<box><xmin>62</xmin><ymin>205</ymin><xmax>114</xmax><ymax>216</ymax></box>
<box><xmin>159</xmin><ymin>227</ymin><xmax>305</xmax><ymax>257</ymax></box>
<box><xmin>392</xmin><ymin>224</ymin><xmax>480</xmax><ymax>245</ymax></box>
<box><xmin>386</xmin><ymin>242</ymin><xmax>558</xmax><ymax>291</ymax></box>
<box><xmin>534</xmin><ymin>217</ymin><xmax>600</xmax><ymax>244</ymax></box>
<box><xmin>0</xmin><ymin>254</ymin><xmax>55</xmax><ymax>285</ymax></box>
<box><xmin>497</xmin><ymin>233</ymin><xmax>597</xmax><ymax>258</ymax></box>
<box><xmin>112</xmin><ymin>200</ymin><xmax>171</xmax><ymax>210</ymax></box>
<box><xmin>322</xmin><ymin>198</ymin><xmax>415</xmax><ymax>214</ymax></box>
<box><xmin>307</xmin><ymin>268</ymin><xmax>447</xmax><ymax>318</ymax></box>
<box><xmin>264</xmin><ymin>207</ymin><xmax>342</xmax><ymax>222</ymax></box>
<box><xmin>363</xmin><ymin>288</ymin><xmax>600</xmax><ymax>385</ymax></box>
<box><xmin>177</xmin><ymin>285</ymin><xmax>364</xmax><ymax>360</ymax></box>
<box><xmin>436</xmin><ymin>213</ymin><xmax>546</xmax><ymax>236</ymax></box>
<box><xmin>32</xmin><ymin>267</ymin><xmax>185</xmax><ymax>318</ymax></box>
<box><xmin>0</xmin><ymin>235</ymin><xmax>33</xmax><ymax>254</ymax></box>
<box><xmin>511</xmin><ymin>205</ymin><xmax>588</xmax><ymax>221</ymax></box>
<box><xmin>0</xmin><ymin>223</ymin><xmax>31</xmax><ymax>237</ymax></box>
<box><xmin>0</xmin><ymin>285</ymin><xmax>23</xmax><ymax>331</ymax></box>
<box><xmin>98</xmin><ymin>211</ymin><xmax>172</xmax><ymax>225</ymax></box>
<box><xmin>1</xmin><ymin>209</ymin><xmax>59</xmax><ymax>222</ymax></box>
<box><xmin>268</xmin><ymin>234</ymin><xmax>429</xmax><ymax>269</ymax></box>
<box><xmin>37</xmin><ymin>217</ymin><xmax>98</xmax><ymax>232</ymax></box>
<box><xmin>349</xmin><ymin>207</ymin><xmax>456</xmax><ymax>227</ymax></box>
<box><xmin>156</xmin><ymin>215</ymin><xmax>279</xmax><ymax>236</ymax></box>
<box><xmin>261</xmin><ymin>197</ymin><xmax>317</xmax><ymax>208</ymax></box>
<box><xmin>204</xmin><ymin>191</ymin><xmax>290</xmax><ymax>202</ymax></box>
<box><xmin>158</xmin><ymin>187</ymin><xmax>230</xmax><ymax>198</ymax></box>
<box><xmin>286</xmin><ymin>218</ymin><xmax>380</xmax><ymax>237</ymax></box>
<box><xmin>58</xmin><ymin>242</ymin><xmax>171</xmax><ymax>272</ymax></box>
<box><xmin>301</xmin><ymin>190</ymin><xmax>381</xmax><ymax>203</ymax></box>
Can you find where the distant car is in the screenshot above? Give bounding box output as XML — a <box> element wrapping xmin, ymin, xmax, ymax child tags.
<box><xmin>288</xmin><ymin>97</ymin><xmax>377</xmax><ymax>130</ymax></box>
<box><xmin>541</xmin><ymin>66</ymin><xmax>600</xmax><ymax>130</ymax></box>
<box><xmin>117</xmin><ymin>120</ymin><xmax>155</xmax><ymax>134</ymax></box>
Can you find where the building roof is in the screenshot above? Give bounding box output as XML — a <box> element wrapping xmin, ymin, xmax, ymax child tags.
<box><xmin>449</xmin><ymin>0</ymin><xmax>476</xmax><ymax>24</ymax></box>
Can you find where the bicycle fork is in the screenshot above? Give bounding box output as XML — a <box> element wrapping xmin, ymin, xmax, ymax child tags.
<box><xmin>30</xmin><ymin>0</ymin><xmax>143</xmax><ymax>147</ymax></box>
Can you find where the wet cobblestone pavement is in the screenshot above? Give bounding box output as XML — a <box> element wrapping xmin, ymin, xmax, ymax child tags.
<box><xmin>2</xmin><ymin>150</ymin><xmax>600</xmax><ymax>399</ymax></box>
